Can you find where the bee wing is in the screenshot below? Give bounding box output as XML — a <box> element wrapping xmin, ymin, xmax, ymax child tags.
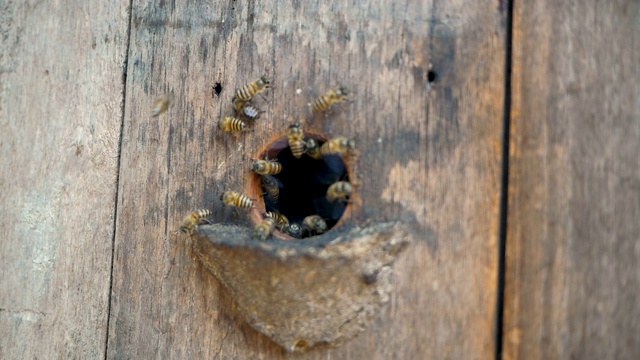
<box><xmin>313</xmin><ymin>155</ymin><xmax>346</xmax><ymax>185</ymax></box>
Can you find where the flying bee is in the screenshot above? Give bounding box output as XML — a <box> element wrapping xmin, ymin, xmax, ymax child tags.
<box><xmin>236</xmin><ymin>76</ymin><xmax>271</xmax><ymax>101</ymax></box>
<box><xmin>179</xmin><ymin>209</ymin><xmax>212</xmax><ymax>235</ymax></box>
<box><xmin>220</xmin><ymin>191</ymin><xmax>254</xmax><ymax>209</ymax></box>
<box><xmin>285</xmin><ymin>223</ymin><xmax>302</xmax><ymax>238</ymax></box>
<box><xmin>151</xmin><ymin>93</ymin><xmax>174</xmax><ymax>117</ymax></box>
<box><xmin>288</xmin><ymin>122</ymin><xmax>306</xmax><ymax>158</ymax></box>
<box><xmin>232</xmin><ymin>96</ymin><xmax>262</xmax><ymax>120</ymax></box>
<box><xmin>265</xmin><ymin>211</ymin><xmax>289</xmax><ymax>231</ymax></box>
<box><xmin>320</xmin><ymin>137</ymin><xmax>356</xmax><ymax>156</ymax></box>
<box><xmin>251</xmin><ymin>159</ymin><xmax>282</xmax><ymax>175</ymax></box>
<box><xmin>303</xmin><ymin>215</ymin><xmax>328</xmax><ymax>236</ymax></box>
<box><xmin>218</xmin><ymin>116</ymin><xmax>247</xmax><ymax>131</ymax></box>
<box><xmin>326</xmin><ymin>181</ymin><xmax>353</xmax><ymax>202</ymax></box>
<box><xmin>253</xmin><ymin>216</ymin><xmax>276</xmax><ymax>241</ymax></box>
<box><xmin>304</xmin><ymin>138</ymin><xmax>323</xmax><ymax>159</ymax></box>
<box><xmin>312</xmin><ymin>86</ymin><xmax>349</xmax><ymax>112</ymax></box>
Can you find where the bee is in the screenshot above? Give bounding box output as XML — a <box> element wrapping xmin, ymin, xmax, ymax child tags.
<box><xmin>151</xmin><ymin>93</ymin><xmax>174</xmax><ymax>117</ymax></box>
<box><xmin>261</xmin><ymin>174</ymin><xmax>280</xmax><ymax>203</ymax></box>
<box><xmin>320</xmin><ymin>137</ymin><xmax>356</xmax><ymax>156</ymax></box>
<box><xmin>288</xmin><ymin>122</ymin><xmax>306</xmax><ymax>158</ymax></box>
<box><xmin>253</xmin><ymin>216</ymin><xmax>276</xmax><ymax>240</ymax></box>
<box><xmin>302</xmin><ymin>215</ymin><xmax>328</xmax><ymax>236</ymax></box>
<box><xmin>312</xmin><ymin>86</ymin><xmax>348</xmax><ymax>112</ymax></box>
<box><xmin>265</xmin><ymin>211</ymin><xmax>289</xmax><ymax>231</ymax></box>
<box><xmin>218</xmin><ymin>116</ymin><xmax>247</xmax><ymax>131</ymax></box>
<box><xmin>304</xmin><ymin>138</ymin><xmax>323</xmax><ymax>160</ymax></box>
<box><xmin>232</xmin><ymin>96</ymin><xmax>262</xmax><ymax>120</ymax></box>
<box><xmin>251</xmin><ymin>159</ymin><xmax>282</xmax><ymax>175</ymax></box>
<box><xmin>179</xmin><ymin>209</ymin><xmax>212</xmax><ymax>235</ymax></box>
<box><xmin>220</xmin><ymin>191</ymin><xmax>254</xmax><ymax>209</ymax></box>
<box><xmin>326</xmin><ymin>181</ymin><xmax>353</xmax><ymax>202</ymax></box>
<box><xmin>236</xmin><ymin>76</ymin><xmax>271</xmax><ymax>101</ymax></box>
<box><xmin>285</xmin><ymin>223</ymin><xmax>302</xmax><ymax>238</ymax></box>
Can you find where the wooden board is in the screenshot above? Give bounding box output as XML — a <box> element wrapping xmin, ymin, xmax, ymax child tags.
<box><xmin>503</xmin><ymin>1</ymin><xmax>640</xmax><ymax>359</ymax></box>
<box><xmin>106</xmin><ymin>0</ymin><xmax>507</xmax><ymax>358</ymax></box>
<box><xmin>0</xmin><ymin>1</ymin><xmax>129</xmax><ymax>358</ymax></box>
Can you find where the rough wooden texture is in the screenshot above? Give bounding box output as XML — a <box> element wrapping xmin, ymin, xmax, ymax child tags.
<box><xmin>0</xmin><ymin>1</ymin><xmax>129</xmax><ymax>359</ymax></box>
<box><xmin>503</xmin><ymin>1</ymin><xmax>640</xmax><ymax>359</ymax></box>
<box><xmin>108</xmin><ymin>0</ymin><xmax>506</xmax><ymax>358</ymax></box>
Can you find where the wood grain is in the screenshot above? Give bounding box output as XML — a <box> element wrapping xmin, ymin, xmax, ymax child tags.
<box><xmin>503</xmin><ymin>1</ymin><xmax>640</xmax><ymax>359</ymax></box>
<box><xmin>0</xmin><ymin>1</ymin><xmax>129</xmax><ymax>358</ymax></box>
<box><xmin>107</xmin><ymin>0</ymin><xmax>507</xmax><ymax>358</ymax></box>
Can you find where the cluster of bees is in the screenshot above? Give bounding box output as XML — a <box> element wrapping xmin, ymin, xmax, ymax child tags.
<box><xmin>155</xmin><ymin>76</ymin><xmax>355</xmax><ymax>240</ymax></box>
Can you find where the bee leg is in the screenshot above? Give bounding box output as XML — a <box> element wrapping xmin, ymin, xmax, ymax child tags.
<box><xmin>198</xmin><ymin>219</ymin><xmax>212</xmax><ymax>225</ymax></box>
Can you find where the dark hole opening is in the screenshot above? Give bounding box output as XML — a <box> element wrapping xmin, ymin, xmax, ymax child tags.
<box><xmin>256</xmin><ymin>136</ymin><xmax>349</xmax><ymax>239</ymax></box>
<box><xmin>213</xmin><ymin>82</ymin><xmax>223</xmax><ymax>96</ymax></box>
<box><xmin>427</xmin><ymin>70</ymin><xmax>437</xmax><ymax>83</ymax></box>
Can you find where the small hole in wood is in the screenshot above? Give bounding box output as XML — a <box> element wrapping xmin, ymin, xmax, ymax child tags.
<box><xmin>248</xmin><ymin>134</ymin><xmax>350</xmax><ymax>239</ymax></box>
<box><xmin>427</xmin><ymin>70</ymin><xmax>437</xmax><ymax>83</ymax></box>
<box><xmin>213</xmin><ymin>82</ymin><xmax>223</xmax><ymax>96</ymax></box>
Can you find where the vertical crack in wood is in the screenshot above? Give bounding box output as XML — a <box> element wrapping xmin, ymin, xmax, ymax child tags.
<box><xmin>104</xmin><ymin>1</ymin><xmax>135</xmax><ymax>359</ymax></box>
<box><xmin>496</xmin><ymin>1</ymin><xmax>514</xmax><ymax>359</ymax></box>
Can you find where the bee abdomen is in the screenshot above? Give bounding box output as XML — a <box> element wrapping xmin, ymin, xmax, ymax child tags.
<box><xmin>222</xmin><ymin>191</ymin><xmax>254</xmax><ymax>208</ymax></box>
<box><xmin>312</xmin><ymin>95</ymin><xmax>330</xmax><ymax>112</ymax></box>
<box><xmin>252</xmin><ymin>160</ymin><xmax>282</xmax><ymax>175</ymax></box>
<box><xmin>219</xmin><ymin>116</ymin><xmax>246</xmax><ymax>131</ymax></box>
<box><xmin>236</xmin><ymin>83</ymin><xmax>257</xmax><ymax>101</ymax></box>
<box><xmin>235</xmin><ymin>194</ymin><xmax>253</xmax><ymax>208</ymax></box>
<box><xmin>195</xmin><ymin>209</ymin><xmax>212</xmax><ymax>219</ymax></box>
<box><xmin>265</xmin><ymin>211</ymin><xmax>289</xmax><ymax>230</ymax></box>
<box><xmin>261</xmin><ymin>175</ymin><xmax>280</xmax><ymax>203</ymax></box>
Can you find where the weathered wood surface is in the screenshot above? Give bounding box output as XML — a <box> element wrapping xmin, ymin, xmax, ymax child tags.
<box><xmin>108</xmin><ymin>0</ymin><xmax>506</xmax><ymax>359</ymax></box>
<box><xmin>0</xmin><ymin>1</ymin><xmax>129</xmax><ymax>359</ymax></box>
<box><xmin>503</xmin><ymin>1</ymin><xmax>640</xmax><ymax>359</ymax></box>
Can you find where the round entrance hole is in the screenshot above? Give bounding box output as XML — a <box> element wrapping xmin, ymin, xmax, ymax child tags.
<box><xmin>248</xmin><ymin>133</ymin><xmax>351</xmax><ymax>239</ymax></box>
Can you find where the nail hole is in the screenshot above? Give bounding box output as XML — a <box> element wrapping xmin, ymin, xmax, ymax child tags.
<box><xmin>213</xmin><ymin>82</ymin><xmax>223</xmax><ymax>96</ymax></box>
<box><xmin>249</xmin><ymin>134</ymin><xmax>350</xmax><ymax>239</ymax></box>
<box><xmin>427</xmin><ymin>71</ymin><xmax>437</xmax><ymax>83</ymax></box>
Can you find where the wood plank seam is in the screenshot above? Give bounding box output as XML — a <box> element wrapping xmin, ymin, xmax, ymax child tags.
<box><xmin>495</xmin><ymin>1</ymin><xmax>515</xmax><ymax>360</ymax></box>
<box><xmin>103</xmin><ymin>1</ymin><xmax>135</xmax><ymax>359</ymax></box>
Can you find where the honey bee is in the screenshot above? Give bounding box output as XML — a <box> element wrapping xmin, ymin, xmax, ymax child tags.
<box><xmin>251</xmin><ymin>159</ymin><xmax>282</xmax><ymax>175</ymax></box>
<box><xmin>302</xmin><ymin>215</ymin><xmax>328</xmax><ymax>236</ymax></box>
<box><xmin>304</xmin><ymin>138</ymin><xmax>323</xmax><ymax>159</ymax></box>
<box><xmin>265</xmin><ymin>211</ymin><xmax>289</xmax><ymax>231</ymax></box>
<box><xmin>326</xmin><ymin>181</ymin><xmax>353</xmax><ymax>202</ymax></box>
<box><xmin>253</xmin><ymin>216</ymin><xmax>276</xmax><ymax>240</ymax></box>
<box><xmin>320</xmin><ymin>137</ymin><xmax>356</xmax><ymax>156</ymax></box>
<box><xmin>220</xmin><ymin>191</ymin><xmax>254</xmax><ymax>209</ymax></box>
<box><xmin>261</xmin><ymin>174</ymin><xmax>280</xmax><ymax>203</ymax></box>
<box><xmin>236</xmin><ymin>76</ymin><xmax>271</xmax><ymax>101</ymax></box>
<box><xmin>288</xmin><ymin>122</ymin><xmax>306</xmax><ymax>158</ymax></box>
<box><xmin>285</xmin><ymin>223</ymin><xmax>302</xmax><ymax>238</ymax></box>
<box><xmin>312</xmin><ymin>87</ymin><xmax>348</xmax><ymax>112</ymax></box>
<box><xmin>151</xmin><ymin>93</ymin><xmax>174</xmax><ymax>117</ymax></box>
<box><xmin>180</xmin><ymin>209</ymin><xmax>212</xmax><ymax>235</ymax></box>
<box><xmin>218</xmin><ymin>116</ymin><xmax>247</xmax><ymax>131</ymax></box>
<box><xmin>232</xmin><ymin>96</ymin><xmax>262</xmax><ymax>120</ymax></box>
